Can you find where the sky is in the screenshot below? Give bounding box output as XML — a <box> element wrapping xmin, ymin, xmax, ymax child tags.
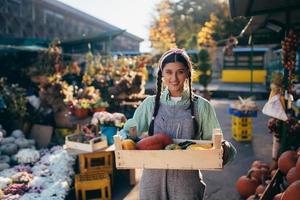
<box><xmin>57</xmin><ymin>0</ymin><xmax>162</xmax><ymax>52</ymax></box>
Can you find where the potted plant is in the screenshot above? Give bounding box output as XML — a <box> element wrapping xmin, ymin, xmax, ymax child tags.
<box><xmin>0</xmin><ymin>78</ymin><xmax>28</xmax><ymax>132</ymax></box>
<box><xmin>91</xmin><ymin>111</ymin><xmax>126</xmax><ymax>145</ymax></box>
<box><xmin>72</xmin><ymin>98</ymin><xmax>91</xmax><ymax>119</ymax></box>
<box><xmin>92</xmin><ymin>99</ymin><xmax>109</xmax><ymax>113</ymax></box>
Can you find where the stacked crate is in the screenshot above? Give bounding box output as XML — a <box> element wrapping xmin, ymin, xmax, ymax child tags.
<box><xmin>75</xmin><ymin>151</ymin><xmax>113</xmax><ymax>200</ymax></box>
<box><xmin>228</xmin><ymin>107</ymin><xmax>257</xmax><ymax>142</ymax></box>
<box><xmin>231</xmin><ymin>116</ymin><xmax>253</xmax><ymax>141</ymax></box>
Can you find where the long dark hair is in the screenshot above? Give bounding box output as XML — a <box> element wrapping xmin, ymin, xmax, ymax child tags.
<box><xmin>148</xmin><ymin>50</ymin><xmax>198</xmax><ymax>136</ymax></box>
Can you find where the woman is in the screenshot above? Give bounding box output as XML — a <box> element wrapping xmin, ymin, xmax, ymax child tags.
<box><xmin>119</xmin><ymin>48</ymin><xmax>236</xmax><ymax>200</ymax></box>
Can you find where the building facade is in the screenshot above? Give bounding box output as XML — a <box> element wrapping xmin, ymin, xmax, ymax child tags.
<box><xmin>0</xmin><ymin>0</ymin><xmax>143</xmax><ymax>52</ymax></box>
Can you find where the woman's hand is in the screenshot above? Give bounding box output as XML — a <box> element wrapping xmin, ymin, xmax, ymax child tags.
<box><xmin>222</xmin><ymin>140</ymin><xmax>231</xmax><ymax>166</ymax></box>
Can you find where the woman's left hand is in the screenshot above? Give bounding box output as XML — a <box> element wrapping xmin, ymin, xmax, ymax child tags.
<box><xmin>222</xmin><ymin>140</ymin><xmax>231</xmax><ymax>166</ymax></box>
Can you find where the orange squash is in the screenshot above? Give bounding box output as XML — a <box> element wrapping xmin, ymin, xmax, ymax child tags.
<box><xmin>282</xmin><ymin>180</ymin><xmax>300</xmax><ymax>200</ymax></box>
<box><xmin>136</xmin><ymin>136</ymin><xmax>164</xmax><ymax>150</ymax></box>
<box><xmin>236</xmin><ymin>170</ymin><xmax>260</xmax><ymax>198</ymax></box>
<box><xmin>121</xmin><ymin>139</ymin><xmax>136</xmax><ymax>150</ymax></box>
<box><xmin>278</xmin><ymin>150</ymin><xmax>297</xmax><ymax>174</ymax></box>
<box><xmin>286</xmin><ymin>167</ymin><xmax>300</xmax><ymax>185</ymax></box>
<box><xmin>273</xmin><ymin>193</ymin><xmax>283</xmax><ymax>200</ymax></box>
<box><xmin>153</xmin><ymin>133</ymin><xmax>173</xmax><ymax>147</ymax></box>
<box><xmin>296</xmin><ymin>156</ymin><xmax>300</xmax><ymax>172</ymax></box>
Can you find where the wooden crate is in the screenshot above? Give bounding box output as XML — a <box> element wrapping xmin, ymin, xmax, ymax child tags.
<box><xmin>65</xmin><ymin>134</ymin><xmax>108</xmax><ymax>152</ymax></box>
<box><xmin>113</xmin><ymin>131</ymin><xmax>223</xmax><ymax>170</ymax></box>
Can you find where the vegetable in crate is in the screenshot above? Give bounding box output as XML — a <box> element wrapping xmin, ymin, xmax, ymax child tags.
<box><xmin>136</xmin><ymin>133</ymin><xmax>173</xmax><ymax>150</ymax></box>
<box><xmin>122</xmin><ymin>139</ymin><xmax>136</xmax><ymax>150</ymax></box>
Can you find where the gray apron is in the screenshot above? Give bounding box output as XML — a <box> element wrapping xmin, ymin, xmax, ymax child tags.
<box><xmin>139</xmin><ymin>103</ymin><xmax>206</xmax><ymax>200</ymax></box>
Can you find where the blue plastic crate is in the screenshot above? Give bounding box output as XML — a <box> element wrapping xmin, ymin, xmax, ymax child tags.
<box><xmin>228</xmin><ymin>107</ymin><xmax>257</xmax><ymax>118</ymax></box>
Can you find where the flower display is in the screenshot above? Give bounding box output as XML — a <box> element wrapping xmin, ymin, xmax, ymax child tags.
<box><xmin>15</xmin><ymin>149</ymin><xmax>40</xmax><ymax>164</ymax></box>
<box><xmin>0</xmin><ymin>177</ymin><xmax>12</xmax><ymax>190</ymax></box>
<box><xmin>11</xmin><ymin>172</ymin><xmax>33</xmax><ymax>184</ymax></box>
<box><xmin>91</xmin><ymin>111</ymin><xmax>127</xmax><ymax>128</ymax></box>
<box><xmin>0</xmin><ymin>146</ymin><xmax>75</xmax><ymax>199</ymax></box>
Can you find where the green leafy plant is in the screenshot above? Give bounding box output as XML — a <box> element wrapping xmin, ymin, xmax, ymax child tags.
<box><xmin>0</xmin><ymin>78</ymin><xmax>28</xmax><ymax>119</ymax></box>
<box><xmin>197</xmin><ymin>49</ymin><xmax>212</xmax><ymax>91</ymax></box>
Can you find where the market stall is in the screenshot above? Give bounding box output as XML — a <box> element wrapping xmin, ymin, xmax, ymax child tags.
<box><xmin>229</xmin><ymin>0</ymin><xmax>300</xmax><ymax>199</ymax></box>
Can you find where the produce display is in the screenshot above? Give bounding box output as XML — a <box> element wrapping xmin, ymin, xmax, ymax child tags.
<box><xmin>236</xmin><ymin>149</ymin><xmax>300</xmax><ymax>199</ymax></box>
<box><xmin>0</xmin><ymin>146</ymin><xmax>75</xmax><ymax>200</ymax></box>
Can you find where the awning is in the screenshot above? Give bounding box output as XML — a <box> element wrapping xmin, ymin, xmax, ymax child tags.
<box><xmin>229</xmin><ymin>0</ymin><xmax>300</xmax><ymax>18</ymax></box>
<box><xmin>230</xmin><ymin>0</ymin><xmax>300</xmax><ymax>44</ymax></box>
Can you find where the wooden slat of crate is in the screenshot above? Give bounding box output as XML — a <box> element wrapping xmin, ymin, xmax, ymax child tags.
<box><xmin>115</xmin><ymin>149</ymin><xmax>222</xmax><ymax>170</ymax></box>
<box><xmin>113</xmin><ymin>131</ymin><xmax>223</xmax><ymax>170</ymax></box>
<box><xmin>65</xmin><ymin>134</ymin><xmax>108</xmax><ymax>152</ymax></box>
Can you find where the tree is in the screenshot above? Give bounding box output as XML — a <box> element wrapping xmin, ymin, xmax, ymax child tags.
<box><xmin>149</xmin><ymin>0</ymin><xmax>176</xmax><ymax>53</ymax></box>
<box><xmin>197</xmin><ymin>49</ymin><xmax>211</xmax><ymax>92</ymax></box>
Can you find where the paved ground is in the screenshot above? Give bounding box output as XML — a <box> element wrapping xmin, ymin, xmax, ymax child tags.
<box><xmin>202</xmin><ymin>99</ymin><xmax>272</xmax><ymax>200</ymax></box>
<box><xmin>111</xmin><ymin>99</ymin><xmax>272</xmax><ymax>200</ymax></box>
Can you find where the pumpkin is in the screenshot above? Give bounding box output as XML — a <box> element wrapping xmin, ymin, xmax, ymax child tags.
<box><xmin>1</xmin><ymin>137</ymin><xmax>15</xmax><ymax>145</ymax></box>
<box><xmin>271</xmin><ymin>169</ymin><xmax>277</xmax><ymax>178</ymax></box>
<box><xmin>11</xmin><ymin>129</ymin><xmax>24</xmax><ymax>139</ymax></box>
<box><xmin>282</xmin><ymin>180</ymin><xmax>300</xmax><ymax>200</ymax></box>
<box><xmin>0</xmin><ymin>155</ymin><xmax>10</xmax><ymax>164</ymax></box>
<box><xmin>286</xmin><ymin>167</ymin><xmax>300</xmax><ymax>185</ymax></box>
<box><xmin>122</xmin><ymin>139</ymin><xmax>136</xmax><ymax>150</ymax></box>
<box><xmin>236</xmin><ymin>169</ymin><xmax>260</xmax><ymax>198</ymax></box>
<box><xmin>273</xmin><ymin>193</ymin><xmax>283</xmax><ymax>200</ymax></box>
<box><xmin>246</xmin><ymin>194</ymin><xmax>261</xmax><ymax>200</ymax></box>
<box><xmin>255</xmin><ymin>180</ymin><xmax>267</xmax><ymax>195</ymax></box>
<box><xmin>1</xmin><ymin>143</ymin><xmax>18</xmax><ymax>155</ymax></box>
<box><xmin>250</xmin><ymin>167</ymin><xmax>270</xmax><ymax>183</ymax></box>
<box><xmin>27</xmin><ymin>139</ymin><xmax>35</xmax><ymax>146</ymax></box>
<box><xmin>0</xmin><ymin>163</ymin><xmax>10</xmax><ymax>171</ymax></box>
<box><xmin>251</xmin><ymin>160</ymin><xmax>270</xmax><ymax>170</ymax></box>
<box><xmin>296</xmin><ymin>156</ymin><xmax>300</xmax><ymax>172</ymax></box>
<box><xmin>0</xmin><ymin>125</ymin><xmax>7</xmax><ymax>137</ymax></box>
<box><xmin>15</xmin><ymin>138</ymin><xmax>30</xmax><ymax>149</ymax></box>
<box><xmin>278</xmin><ymin>150</ymin><xmax>297</xmax><ymax>174</ymax></box>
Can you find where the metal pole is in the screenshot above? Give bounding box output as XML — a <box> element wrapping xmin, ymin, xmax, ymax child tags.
<box><xmin>249</xmin><ymin>35</ymin><xmax>254</xmax><ymax>94</ymax></box>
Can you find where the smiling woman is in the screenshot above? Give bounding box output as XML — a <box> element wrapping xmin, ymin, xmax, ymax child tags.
<box><xmin>118</xmin><ymin>48</ymin><xmax>237</xmax><ymax>200</ymax></box>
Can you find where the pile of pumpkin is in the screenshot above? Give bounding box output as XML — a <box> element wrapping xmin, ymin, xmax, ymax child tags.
<box><xmin>236</xmin><ymin>149</ymin><xmax>300</xmax><ymax>200</ymax></box>
<box><xmin>0</xmin><ymin>129</ymin><xmax>36</xmax><ymax>171</ymax></box>
<box><xmin>121</xmin><ymin>133</ymin><xmax>212</xmax><ymax>150</ymax></box>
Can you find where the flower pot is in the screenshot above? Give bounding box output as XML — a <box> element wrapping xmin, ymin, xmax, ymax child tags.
<box><xmin>100</xmin><ymin>125</ymin><xmax>118</xmax><ymax>145</ymax></box>
<box><xmin>73</xmin><ymin>108</ymin><xmax>89</xmax><ymax>119</ymax></box>
<box><xmin>30</xmin><ymin>124</ymin><xmax>53</xmax><ymax>149</ymax></box>
<box><xmin>93</xmin><ymin>107</ymin><xmax>107</xmax><ymax>113</ymax></box>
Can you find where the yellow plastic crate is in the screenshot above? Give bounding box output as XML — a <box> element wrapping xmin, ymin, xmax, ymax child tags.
<box><xmin>75</xmin><ymin>172</ymin><xmax>111</xmax><ymax>200</ymax></box>
<box><xmin>232</xmin><ymin>126</ymin><xmax>252</xmax><ymax>142</ymax></box>
<box><xmin>231</xmin><ymin>116</ymin><xmax>253</xmax><ymax>127</ymax></box>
